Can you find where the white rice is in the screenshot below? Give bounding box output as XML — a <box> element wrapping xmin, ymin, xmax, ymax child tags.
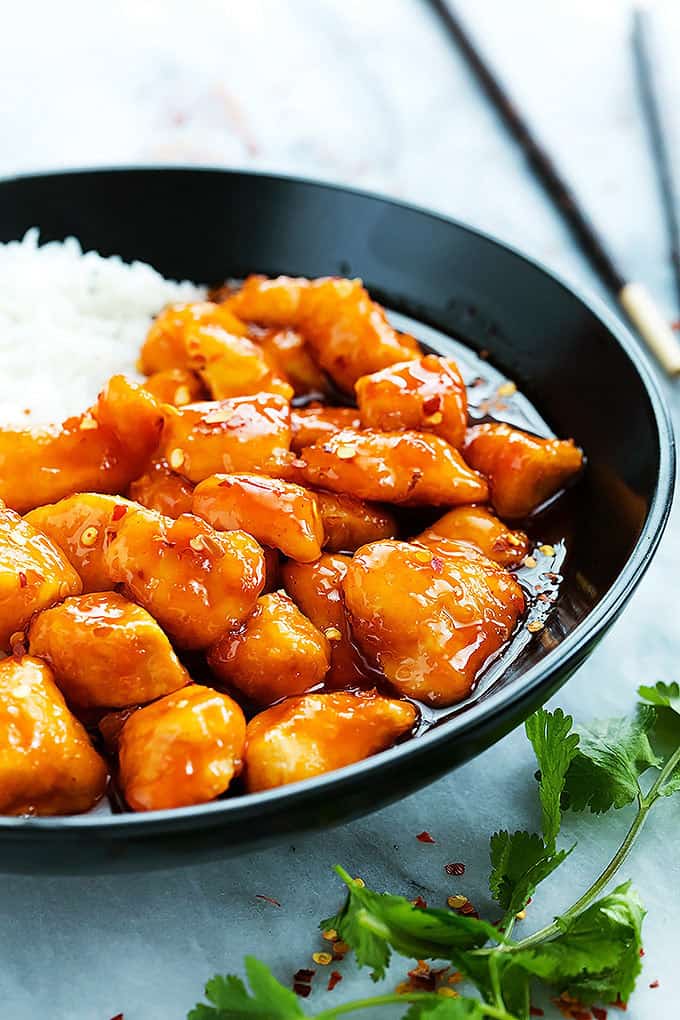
<box><xmin>0</xmin><ymin>229</ymin><xmax>205</xmax><ymax>427</ymax></box>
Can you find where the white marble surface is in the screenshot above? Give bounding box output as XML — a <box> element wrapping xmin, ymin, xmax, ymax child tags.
<box><xmin>1</xmin><ymin>1</ymin><xmax>679</xmax><ymax>1017</ymax></box>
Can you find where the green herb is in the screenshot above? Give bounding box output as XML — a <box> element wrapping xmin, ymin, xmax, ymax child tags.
<box><xmin>191</xmin><ymin>690</ymin><xmax>680</xmax><ymax>1020</ymax></box>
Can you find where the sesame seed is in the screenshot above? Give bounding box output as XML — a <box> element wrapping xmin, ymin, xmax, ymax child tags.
<box><xmin>189</xmin><ymin>535</ymin><xmax>207</xmax><ymax>552</ymax></box>
<box><xmin>335</xmin><ymin>443</ymin><xmax>356</xmax><ymax>460</ymax></box>
<box><xmin>174</xmin><ymin>386</ymin><xmax>191</xmax><ymax>405</ymax></box>
<box><xmin>80</xmin><ymin>526</ymin><xmax>99</xmax><ymax>547</ymax></box>
<box><xmin>169</xmin><ymin>448</ymin><xmax>185</xmax><ymax>470</ymax></box>
<box><xmin>324</xmin><ymin>627</ymin><xmax>342</xmax><ymax>641</ymax></box>
<box><xmin>425</xmin><ymin>411</ymin><xmax>443</xmax><ymax>425</ymax></box>
<box><xmin>447</xmin><ymin>894</ymin><xmax>468</xmax><ymax>910</ymax></box>
<box><xmin>414</xmin><ymin>549</ymin><xmax>432</xmax><ymax>564</ymax></box>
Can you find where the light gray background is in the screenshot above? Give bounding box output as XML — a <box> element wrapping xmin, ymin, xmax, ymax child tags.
<box><xmin>1</xmin><ymin>1</ymin><xmax>678</xmax><ymax>1017</ymax></box>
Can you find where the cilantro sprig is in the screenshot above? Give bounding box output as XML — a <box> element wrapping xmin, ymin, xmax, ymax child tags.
<box><xmin>190</xmin><ymin>687</ymin><xmax>680</xmax><ymax>1020</ymax></box>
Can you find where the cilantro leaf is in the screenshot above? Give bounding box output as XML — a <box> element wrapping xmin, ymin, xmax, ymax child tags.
<box><xmin>188</xmin><ymin>957</ymin><xmax>304</xmax><ymax>1019</ymax></box>
<box><xmin>638</xmin><ymin>681</ymin><xmax>680</xmax><ymax>715</ymax></box>
<box><xmin>525</xmin><ymin>707</ymin><xmax>579</xmax><ymax>846</ymax></box>
<box><xmin>456</xmin><ymin>950</ymin><xmax>531</xmax><ymax>1019</ymax></box>
<box><xmin>403</xmin><ymin>997</ymin><xmax>485</xmax><ymax>1018</ymax></box>
<box><xmin>563</xmin><ymin>707</ymin><xmax>660</xmax><ymax>813</ymax></box>
<box><xmin>489</xmin><ymin>830</ymin><xmax>570</xmax><ymax>916</ymax></box>
<box><xmin>512</xmin><ymin>882</ymin><xmax>645</xmax><ymax>1006</ymax></box>
<box><xmin>323</xmin><ymin>867</ymin><xmax>502</xmax><ymax>980</ymax></box>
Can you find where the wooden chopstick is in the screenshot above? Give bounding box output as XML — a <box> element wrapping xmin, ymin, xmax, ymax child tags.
<box><xmin>632</xmin><ymin>8</ymin><xmax>680</xmax><ymax>317</ymax></box>
<box><xmin>428</xmin><ymin>0</ymin><xmax>680</xmax><ymax>376</ymax></box>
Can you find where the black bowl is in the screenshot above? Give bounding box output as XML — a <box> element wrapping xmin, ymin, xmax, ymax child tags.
<box><xmin>0</xmin><ymin>167</ymin><xmax>673</xmax><ymax>873</ymax></box>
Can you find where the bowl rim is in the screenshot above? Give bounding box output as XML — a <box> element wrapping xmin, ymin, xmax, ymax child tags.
<box><xmin>0</xmin><ymin>164</ymin><xmax>675</xmax><ymax>835</ymax></box>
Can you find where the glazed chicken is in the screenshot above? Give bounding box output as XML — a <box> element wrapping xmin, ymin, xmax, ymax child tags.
<box><xmin>282</xmin><ymin>554</ymin><xmax>368</xmax><ymax>688</ymax></box>
<box><xmin>25</xmin><ymin>493</ymin><xmax>136</xmax><ymax>592</ymax></box>
<box><xmin>128</xmin><ymin>460</ymin><xmax>195</xmax><ymax>518</ymax></box>
<box><xmin>0</xmin><ymin>271</ymin><xmax>583</xmax><ymax>817</ymax></box>
<box><xmin>208</xmin><ymin>591</ymin><xmax>330</xmax><ymax>705</ymax></box>
<box><xmin>0</xmin><ymin>656</ymin><xmax>107</xmax><ymax>815</ymax></box>
<box><xmin>295</xmin><ymin>427</ymin><xmax>489</xmax><ymax>505</ymax></box>
<box><xmin>356</xmin><ymin>354</ymin><xmax>468</xmax><ymax>449</ymax></box>
<box><xmin>418</xmin><ymin>505</ymin><xmax>530</xmax><ymax>569</ymax></box>
<box><xmin>193</xmin><ymin>474</ymin><xmax>324</xmax><ymax>563</ymax></box>
<box><xmin>118</xmin><ymin>685</ymin><xmax>246</xmax><ymax>811</ymax></box>
<box><xmin>343</xmin><ymin>538</ymin><xmax>525</xmax><ymax>706</ymax></box>
<box><xmin>28</xmin><ymin>592</ymin><xmax>190</xmax><ymax>708</ymax></box>
<box><xmin>226</xmin><ymin>275</ymin><xmax>420</xmax><ymax>393</ymax></box>
<box><xmin>0</xmin><ymin>376</ymin><xmax>163</xmax><ymax>513</ymax></box>
<box><xmin>104</xmin><ymin>508</ymin><xmax>266</xmax><ymax>648</ymax></box>
<box><xmin>463</xmin><ymin>422</ymin><xmax>583</xmax><ymax>518</ymax></box>
<box><xmin>159</xmin><ymin>393</ymin><xmax>292</xmax><ymax>483</ymax></box>
<box><xmin>0</xmin><ymin>504</ymin><xmax>82</xmax><ymax>651</ymax></box>
<box><xmin>244</xmin><ymin>691</ymin><xmax>417</xmax><ymax>792</ymax></box>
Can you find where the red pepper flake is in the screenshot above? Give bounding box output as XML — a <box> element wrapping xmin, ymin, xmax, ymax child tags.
<box><xmin>293</xmin><ymin>968</ymin><xmax>315</xmax><ymax>983</ymax></box>
<box><xmin>572</xmin><ymin>1012</ymin><xmax>592</xmax><ymax>1020</ymax></box>
<box><xmin>112</xmin><ymin>504</ymin><xmax>128</xmax><ymax>521</ymax></box>
<box><xmin>327</xmin><ymin>970</ymin><xmax>343</xmax><ymax>992</ymax></box>
<box><xmin>611</xmin><ymin>998</ymin><xmax>627</xmax><ymax>1011</ymax></box>
<box><xmin>592</xmin><ymin>1009</ymin><xmax>607</xmax><ymax>1020</ymax></box>
<box><xmin>255</xmin><ymin>894</ymin><xmax>281</xmax><ymax>907</ymax></box>
<box><xmin>649</xmin><ymin>980</ymin><xmax>659</xmax><ymax>989</ymax></box>
<box><xmin>416</xmin><ymin>831</ymin><xmax>436</xmax><ymax>843</ymax></box>
<box><xmin>293</xmin><ymin>983</ymin><xmax>312</xmax><ymax>998</ymax></box>
<box><xmin>18</xmin><ymin>571</ymin><xmax>27</xmax><ymax>588</ymax></box>
<box><xmin>411</xmin><ymin>895</ymin><xmax>428</xmax><ymax>909</ymax></box>
<box><xmin>529</xmin><ymin>1009</ymin><xmax>545</xmax><ymax>1018</ymax></box>
<box><xmin>422</xmin><ymin>394</ymin><xmax>442</xmax><ymax>415</ymax></box>
<box><xmin>444</xmin><ymin>862</ymin><xmax>465</xmax><ymax>877</ymax></box>
<box><xmin>458</xmin><ymin>900</ymin><xmax>480</xmax><ymax>918</ymax></box>
<box><xmin>430</xmin><ymin>555</ymin><xmax>444</xmax><ymax>575</ymax></box>
<box><xmin>672</xmin><ymin>320</ymin><xmax>680</xmax><ymax>331</ymax></box>
<box><xmin>109</xmin><ymin>1015</ymin><xmax>124</xmax><ymax>1020</ymax></box>
<box><xmin>639</xmin><ymin>947</ymin><xmax>645</xmax><ymax>957</ymax></box>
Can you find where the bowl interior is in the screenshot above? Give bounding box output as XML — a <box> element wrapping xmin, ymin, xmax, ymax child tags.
<box><xmin>0</xmin><ymin>168</ymin><xmax>672</xmax><ymax>866</ymax></box>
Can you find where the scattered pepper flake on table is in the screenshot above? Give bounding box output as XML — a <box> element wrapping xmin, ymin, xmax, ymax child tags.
<box><xmin>255</xmin><ymin>894</ymin><xmax>281</xmax><ymax>907</ymax></box>
<box><xmin>416</xmin><ymin>830</ymin><xmax>435</xmax><ymax>843</ymax></box>
<box><xmin>312</xmin><ymin>951</ymin><xmax>333</xmax><ymax>966</ymax></box>
<box><xmin>649</xmin><ymin>979</ymin><xmax>659</xmax><ymax>988</ymax></box>
<box><xmin>592</xmin><ymin>1008</ymin><xmax>607</xmax><ymax>1020</ymax></box>
<box><xmin>411</xmin><ymin>895</ymin><xmax>428</xmax><ymax>908</ymax></box>
<box><xmin>327</xmin><ymin>970</ymin><xmax>342</xmax><ymax>991</ymax></box>
<box><xmin>444</xmin><ymin>861</ymin><xmax>465</xmax><ymax>876</ymax></box>
<box><xmin>529</xmin><ymin>1008</ymin><xmax>545</xmax><ymax>1017</ymax></box>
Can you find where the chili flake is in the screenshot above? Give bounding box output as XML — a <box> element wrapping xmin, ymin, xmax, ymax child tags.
<box><xmin>529</xmin><ymin>1010</ymin><xmax>545</xmax><ymax>1018</ymax></box>
<box><xmin>539</xmin><ymin>543</ymin><xmax>556</xmax><ymax>557</ymax></box>
<box><xmin>447</xmin><ymin>894</ymin><xmax>468</xmax><ymax>910</ymax></box>
<box><xmin>293</xmin><ymin>969</ymin><xmax>315</xmax><ymax>983</ymax></box>
<box><xmin>527</xmin><ymin>620</ymin><xmax>544</xmax><ymax>633</ymax></box>
<box><xmin>422</xmin><ymin>395</ymin><xmax>442</xmax><ymax>415</ymax></box>
<box><xmin>18</xmin><ymin>571</ymin><xmax>27</xmax><ymax>589</ymax></box>
<box><xmin>322</xmin><ymin>929</ymin><xmax>338</xmax><ymax>942</ymax></box>
<box><xmin>112</xmin><ymin>504</ymin><xmax>128</xmax><ymax>522</ymax></box>
<box><xmin>437</xmin><ymin>987</ymin><xmax>459</xmax><ymax>998</ymax></box>
<box><xmin>444</xmin><ymin>862</ymin><xmax>465</xmax><ymax>876</ymax></box>
<box><xmin>327</xmin><ymin>970</ymin><xmax>342</xmax><ymax>991</ymax></box>
<box><xmin>352</xmin><ymin>877</ymin><xmax>365</xmax><ymax>887</ymax></box>
<box><xmin>80</xmin><ymin>526</ymin><xmax>99</xmax><ymax>547</ymax></box>
<box><xmin>592</xmin><ymin>1009</ymin><xmax>607</xmax><ymax>1020</ymax></box>
<box><xmin>312</xmin><ymin>951</ymin><xmax>333</xmax><ymax>966</ymax></box>
<box><xmin>293</xmin><ymin>983</ymin><xmax>311</xmax><ymax>998</ymax></box>
<box><xmin>515</xmin><ymin>908</ymin><xmax>527</xmax><ymax>920</ymax></box>
<box><xmin>411</xmin><ymin>896</ymin><xmax>428</xmax><ymax>909</ymax></box>
<box><xmin>416</xmin><ymin>830</ymin><xmax>435</xmax><ymax>843</ymax></box>
<box><xmin>255</xmin><ymin>894</ymin><xmax>281</xmax><ymax>907</ymax></box>
<box><xmin>649</xmin><ymin>980</ymin><xmax>659</xmax><ymax>989</ymax></box>
<box><xmin>333</xmin><ymin>942</ymin><xmax>350</xmax><ymax>956</ymax></box>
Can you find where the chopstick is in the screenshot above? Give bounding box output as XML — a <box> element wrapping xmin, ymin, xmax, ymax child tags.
<box><xmin>632</xmin><ymin>8</ymin><xmax>680</xmax><ymax>318</ymax></box>
<box><xmin>428</xmin><ymin>0</ymin><xmax>680</xmax><ymax>376</ymax></box>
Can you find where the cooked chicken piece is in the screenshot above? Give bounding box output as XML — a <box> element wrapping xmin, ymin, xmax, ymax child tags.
<box><xmin>0</xmin><ymin>375</ymin><xmax>164</xmax><ymax>513</ymax></box>
<box><xmin>193</xmin><ymin>474</ymin><xmax>323</xmax><ymax>563</ymax></box>
<box><xmin>0</xmin><ymin>505</ymin><xmax>82</xmax><ymax>651</ymax></box>
<box><xmin>208</xmin><ymin>592</ymin><xmax>330</xmax><ymax>705</ymax></box>
<box><xmin>463</xmin><ymin>423</ymin><xmax>583</xmax><ymax>518</ymax></box>
<box><xmin>104</xmin><ymin>508</ymin><xmax>265</xmax><ymax>649</ymax></box>
<box><xmin>356</xmin><ymin>355</ymin><xmax>468</xmax><ymax>449</ymax></box>
<box><xmin>128</xmin><ymin>460</ymin><xmax>195</xmax><ymax>518</ymax></box>
<box><xmin>118</xmin><ymin>685</ymin><xmax>246</xmax><ymax>811</ymax></box>
<box><xmin>226</xmin><ymin>276</ymin><xmax>420</xmax><ymax>392</ymax></box>
<box><xmin>244</xmin><ymin>691</ymin><xmax>417</xmax><ymax>792</ymax></box>
<box><xmin>160</xmin><ymin>394</ymin><xmax>292</xmax><ymax>484</ymax></box>
<box><xmin>418</xmin><ymin>505</ymin><xmax>530</xmax><ymax>569</ymax></box>
<box><xmin>281</xmin><ymin>554</ymin><xmax>368</xmax><ymax>688</ymax></box>
<box><xmin>138</xmin><ymin>301</ymin><xmax>249</xmax><ymax>374</ymax></box>
<box><xmin>255</xmin><ymin>327</ymin><xmax>328</xmax><ymax>398</ymax></box>
<box><xmin>0</xmin><ymin>655</ymin><xmax>107</xmax><ymax>815</ymax></box>
<box><xmin>142</xmin><ymin>367</ymin><xmax>205</xmax><ymax>405</ymax></box>
<box><xmin>184</xmin><ymin>323</ymin><xmax>293</xmax><ymax>401</ymax></box>
<box><xmin>343</xmin><ymin>538</ymin><xmax>525</xmax><ymax>706</ymax></box>
<box><xmin>25</xmin><ymin>493</ymin><xmax>136</xmax><ymax>592</ymax></box>
<box><xmin>291</xmin><ymin>404</ymin><xmax>362</xmax><ymax>453</ymax></box>
<box><xmin>314</xmin><ymin>490</ymin><xmax>398</xmax><ymax>553</ymax></box>
<box><xmin>28</xmin><ymin>592</ymin><xmax>190</xmax><ymax>708</ymax></box>
<box><xmin>296</xmin><ymin>428</ymin><xmax>488</xmax><ymax>506</ymax></box>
